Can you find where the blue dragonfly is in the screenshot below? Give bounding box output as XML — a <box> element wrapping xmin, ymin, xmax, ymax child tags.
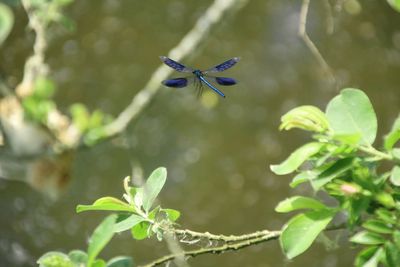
<box><xmin>160</xmin><ymin>56</ymin><xmax>240</xmax><ymax>98</ymax></box>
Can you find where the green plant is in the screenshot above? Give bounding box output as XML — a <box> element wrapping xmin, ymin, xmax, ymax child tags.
<box><xmin>271</xmin><ymin>88</ymin><xmax>400</xmax><ymax>266</ymax></box>
<box><xmin>37</xmin><ymin>214</ymin><xmax>133</xmax><ymax>267</ymax></box>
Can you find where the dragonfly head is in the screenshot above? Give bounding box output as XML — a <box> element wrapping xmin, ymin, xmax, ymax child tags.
<box><xmin>192</xmin><ymin>69</ymin><xmax>202</xmax><ymax>77</ymax></box>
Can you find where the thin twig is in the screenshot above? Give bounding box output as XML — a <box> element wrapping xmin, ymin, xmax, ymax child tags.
<box><xmin>174</xmin><ymin>229</ymin><xmax>274</xmax><ymax>243</ymax></box>
<box><xmin>298</xmin><ymin>0</ymin><xmax>336</xmax><ymax>85</ymax></box>
<box><xmin>101</xmin><ymin>0</ymin><xmax>248</xmax><ymax>140</ymax></box>
<box><xmin>138</xmin><ymin>231</ymin><xmax>281</xmax><ymax>267</ymax></box>
<box><xmin>323</xmin><ymin>0</ymin><xmax>334</xmax><ymax>35</ymax></box>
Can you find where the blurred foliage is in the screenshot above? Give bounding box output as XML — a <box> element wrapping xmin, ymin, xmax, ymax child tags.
<box><xmin>272</xmin><ymin>88</ymin><xmax>400</xmax><ymax>266</ymax></box>
<box><xmin>0</xmin><ymin>2</ymin><xmax>14</xmax><ymax>46</ymax></box>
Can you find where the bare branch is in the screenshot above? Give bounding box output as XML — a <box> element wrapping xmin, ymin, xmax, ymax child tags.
<box><xmin>298</xmin><ymin>0</ymin><xmax>336</xmax><ymax>85</ymax></box>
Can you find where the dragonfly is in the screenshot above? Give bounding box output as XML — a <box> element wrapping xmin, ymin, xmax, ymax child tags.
<box><xmin>160</xmin><ymin>56</ymin><xmax>240</xmax><ymax>98</ymax></box>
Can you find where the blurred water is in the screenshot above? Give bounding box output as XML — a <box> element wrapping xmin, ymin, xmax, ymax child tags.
<box><xmin>1</xmin><ymin>0</ymin><xmax>400</xmax><ymax>266</ymax></box>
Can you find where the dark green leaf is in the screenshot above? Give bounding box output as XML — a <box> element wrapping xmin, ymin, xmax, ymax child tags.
<box><xmin>107</xmin><ymin>256</ymin><xmax>134</xmax><ymax>267</ymax></box>
<box><xmin>270</xmin><ymin>142</ymin><xmax>325</xmax><ymax>175</ymax></box>
<box><xmin>275</xmin><ymin>196</ymin><xmax>327</xmax><ymax>213</ymax></box>
<box><xmin>280</xmin><ymin>209</ymin><xmax>336</xmax><ymax>259</ymax></box>
<box><xmin>76</xmin><ymin>197</ymin><xmax>135</xmax><ymax>213</ymax></box>
<box><xmin>131</xmin><ymin>221</ymin><xmax>151</xmax><ymax>240</ymax></box>
<box><xmin>362</xmin><ymin>219</ymin><xmax>393</xmax><ymax>234</ymax></box>
<box><xmin>37</xmin><ymin>252</ymin><xmax>73</xmax><ymax>267</ymax></box>
<box><xmin>390</xmin><ymin>166</ymin><xmax>400</xmax><ymax>186</ymax></box>
<box><xmin>350</xmin><ymin>231</ymin><xmax>386</xmax><ymax>245</ymax></box>
<box><xmin>87</xmin><ymin>214</ymin><xmax>117</xmax><ymax>266</ymax></box>
<box><xmin>0</xmin><ymin>3</ymin><xmax>13</xmax><ymax>46</ymax></box>
<box><xmin>113</xmin><ymin>214</ymin><xmax>145</xmax><ymax>233</ymax></box>
<box><xmin>311</xmin><ymin>158</ymin><xmax>353</xmax><ymax>190</ymax></box>
<box><xmin>142</xmin><ymin>167</ymin><xmax>167</xmax><ymax>213</ymax></box>
<box><xmin>326</xmin><ymin>88</ymin><xmax>377</xmax><ymax>145</ymax></box>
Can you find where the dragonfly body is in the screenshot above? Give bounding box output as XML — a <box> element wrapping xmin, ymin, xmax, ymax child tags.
<box><xmin>160</xmin><ymin>56</ymin><xmax>239</xmax><ymax>98</ymax></box>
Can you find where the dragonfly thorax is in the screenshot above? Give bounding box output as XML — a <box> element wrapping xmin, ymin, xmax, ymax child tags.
<box><xmin>192</xmin><ymin>69</ymin><xmax>203</xmax><ymax>77</ymax></box>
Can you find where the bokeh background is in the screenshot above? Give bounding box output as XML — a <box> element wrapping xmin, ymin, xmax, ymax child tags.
<box><xmin>1</xmin><ymin>0</ymin><xmax>400</xmax><ymax>266</ymax></box>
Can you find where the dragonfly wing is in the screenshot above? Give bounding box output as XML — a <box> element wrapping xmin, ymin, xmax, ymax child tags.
<box><xmin>203</xmin><ymin>57</ymin><xmax>240</xmax><ymax>73</ymax></box>
<box><xmin>210</xmin><ymin>76</ymin><xmax>237</xmax><ymax>86</ymax></box>
<box><xmin>160</xmin><ymin>56</ymin><xmax>193</xmax><ymax>72</ymax></box>
<box><xmin>162</xmin><ymin>78</ymin><xmax>190</xmax><ymax>88</ymax></box>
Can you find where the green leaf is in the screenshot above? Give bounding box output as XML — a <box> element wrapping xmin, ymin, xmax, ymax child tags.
<box><xmin>355</xmin><ymin>246</ymin><xmax>379</xmax><ymax>267</ymax></box>
<box><xmin>162</xmin><ymin>208</ymin><xmax>181</xmax><ymax>221</ymax></box>
<box><xmin>311</xmin><ymin>157</ymin><xmax>353</xmax><ymax>190</ymax></box>
<box><xmin>37</xmin><ymin>252</ymin><xmax>73</xmax><ymax>267</ymax></box>
<box><xmin>113</xmin><ymin>214</ymin><xmax>145</xmax><ymax>233</ymax></box>
<box><xmin>142</xmin><ymin>167</ymin><xmax>167</xmax><ymax>213</ymax></box>
<box><xmin>76</xmin><ymin>197</ymin><xmax>135</xmax><ymax>213</ymax></box>
<box><xmin>390</xmin><ymin>166</ymin><xmax>400</xmax><ymax>186</ymax></box>
<box><xmin>68</xmin><ymin>250</ymin><xmax>87</xmax><ymax>265</ymax></box>
<box><xmin>326</xmin><ymin>88</ymin><xmax>377</xmax><ymax>145</ymax></box>
<box><xmin>375</xmin><ymin>192</ymin><xmax>395</xmax><ymax>208</ymax></box>
<box><xmin>393</xmin><ymin>230</ymin><xmax>400</xmax><ymax>249</ymax></box>
<box><xmin>280</xmin><ymin>209</ymin><xmax>336</xmax><ymax>259</ymax></box>
<box><xmin>388</xmin><ymin>0</ymin><xmax>400</xmax><ymax>12</ymax></box>
<box><xmin>0</xmin><ymin>3</ymin><xmax>13</xmax><ymax>46</ymax></box>
<box><xmin>275</xmin><ymin>196</ymin><xmax>327</xmax><ymax>213</ymax></box>
<box><xmin>34</xmin><ymin>77</ymin><xmax>56</xmax><ymax>98</ymax></box>
<box><xmin>270</xmin><ymin>142</ymin><xmax>325</xmax><ymax>175</ymax></box>
<box><xmin>384</xmin><ymin>115</ymin><xmax>400</xmax><ymax>150</ymax></box>
<box><xmin>350</xmin><ymin>231</ymin><xmax>386</xmax><ymax>245</ymax></box>
<box><xmin>131</xmin><ymin>221</ymin><xmax>151</xmax><ymax>240</ymax></box>
<box><xmin>106</xmin><ymin>256</ymin><xmax>134</xmax><ymax>267</ymax></box>
<box><xmin>92</xmin><ymin>259</ymin><xmax>107</xmax><ymax>267</ymax></box>
<box><xmin>385</xmin><ymin>241</ymin><xmax>400</xmax><ymax>267</ymax></box>
<box><xmin>87</xmin><ymin>214</ymin><xmax>117</xmax><ymax>266</ymax></box>
<box><xmin>290</xmin><ymin>171</ymin><xmax>317</xmax><ymax>188</ymax></box>
<box><xmin>376</xmin><ymin>209</ymin><xmax>397</xmax><ymax>225</ymax></box>
<box><xmin>362</xmin><ymin>219</ymin><xmax>393</xmax><ymax>234</ymax></box>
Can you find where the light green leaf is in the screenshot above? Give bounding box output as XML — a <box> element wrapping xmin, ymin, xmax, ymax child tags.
<box><xmin>270</xmin><ymin>142</ymin><xmax>325</xmax><ymax>175</ymax></box>
<box><xmin>113</xmin><ymin>214</ymin><xmax>145</xmax><ymax>233</ymax></box>
<box><xmin>279</xmin><ymin>105</ymin><xmax>330</xmax><ymax>133</ymax></box>
<box><xmin>275</xmin><ymin>196</ymin><xmax>327</xmax><ymax>213</ymax></box>
<box><xmin>280</xmin><ymin>209</ymin><xmax>336</xmax><ymax>259</ymax></box>
<box><xmin>375</xmin><ymin>208</ymin><xmax>397</xmax><ymax>224</ymax></box>
<box><xmin>388</xmin><ymin>0</ymin><xmax>400</xmax><ymax>12</ymax></box>
<box><xmin>390</xmin><ymin>166</ymin><xmax>400</xmax><ymax>186</ymax></box>
<box><xmin>0</xmin><ymin>3</ymin><xmax>13</xmax><ymax>46</ymax></box>
<box><xmin>76</xmin><ymin>197</ymin><xmax>135</xmax><ymax>213</ymax></box>
<box><xmin>37</xmin><ymin>252</ymin><xmax>73</xmax><ymax>267</ymax></box>
<box><xmin>385</xmin><ymin>241</ymin><xmax>400</xmax><ymax>267</ymax></box>
<box><xmin>355</xmin><ymin>246</ymin><xmax>379</xmax><ymax>267</ymax></box>
<box><xmin>87</xmin><ymin>214</ymin><xmax>117</xmax><ymax>266</ymax></box>
<box><xmin>290</xmin><ymin>171</ymin><xmax>317</xmax><ymax>188</ymax></box>
<box><xmin>92</xmin><ymin>259</ymin><xmax>107</xmax><ymax>267</ymax></box>
<box><xmin>162</xmin><ymin>208</ymin><xmax>181</xmax><ymax>222</ymax></box>
<box><xmin>311</xmin><ymin>158</ymin><xmax>353</xmax><ymax>190</ymax></box>
<box><xmin>68</xmin><ymin>250</ymin><xmax>87</xmax><ymax>265</ymax></box>
<box><xmin>350</xmin><ymin>231</ymin><xmax>386</xmax><ymax>245</ymax></box>
<box><xmin>106</xmin><ymin>256</ymin><xmax>134</xmax><ymax>267</ymax></box>
<box><xmin>131</xmin><ymin>221</ymin><xmax>151</xmax><ymax>240</ymax></box>
<box><xmin>326</xmin><ymin>88</ymin><xmax>377</xmax><ymax>145</ymax></box>
<box><xmin>143</xmin><ymin>167</ymin><xmax>167</xmax><ymax>213</ymax></box>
